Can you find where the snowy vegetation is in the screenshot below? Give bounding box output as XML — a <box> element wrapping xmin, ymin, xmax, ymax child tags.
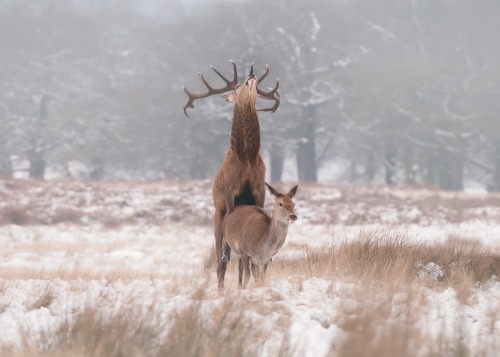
<box><xmin>1</xmin><ymin>179</ymin><xmax>499</xmax><ymax>356</ymax></box>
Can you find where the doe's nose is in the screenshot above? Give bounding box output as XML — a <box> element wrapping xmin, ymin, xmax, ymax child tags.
<box><xmin>290</xmin><ymin>215</ymin><xmax>298</xmax><ymax>221</ymax></box>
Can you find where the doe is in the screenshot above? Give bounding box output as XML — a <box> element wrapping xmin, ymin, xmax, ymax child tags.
<box><xmin>223</xmin><ymin>183</ymin><xmax>298</xmax><ymax>289</ymax></box>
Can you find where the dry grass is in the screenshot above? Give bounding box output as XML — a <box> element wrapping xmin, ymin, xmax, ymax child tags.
<box><xmin>0</xmin><ymin>205</ymin><xmax>33</xmax><ymax>225</ymax></box>
<box><xmin>35</xmin><ymin>308</ymin><xmax>262</xmax><ymax>357</ymax></box>
<box><xmin>29</xmin><ymin>286</ymin><xmax>56</xmax><ymax>311</ymax></box>
<box><xmin>271</xmin><ymin>234</ymin><xmax>500</xmax><ymax>301</ymax></box>
<box><xmin>5</xmin><ymin>245</ymin><xmax>497</xmax><ymax>357</ymax></box>
<box><xmin>2</xmin><ymin>179</ymin><xmax>500</xmax><ymax>356</ymax></box>
<box><xmin>36</xmin><ymin>308</ymin><xmax>161</xmax><ymax>357</ymax></box>
<box><xmin>337</xmin><ymin>287</ymin><xmax>428</xmax><ymax>357</ymax></box>
<box><xmin>197</xmin><ymin>235</ymin><xmax>500</xmax><ymax>356</ymax></box>
<box><xmin>50</xmin><ymin>207</ymin><xmax>83</xmax><ymax>225</ymax></box>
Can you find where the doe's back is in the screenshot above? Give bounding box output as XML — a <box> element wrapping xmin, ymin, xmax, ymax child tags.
<box><xmin>224</xmin><ymin>205</ymin><xmax>271</xmax><ymax>251</ymax></box>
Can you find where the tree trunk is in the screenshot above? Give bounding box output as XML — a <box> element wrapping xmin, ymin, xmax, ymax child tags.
<box><xmin>438</xmin><ymin>141</ymin><xmax>464</xmax><ymax>191</ymax></box>
<box><xmin>493</xmin><ymin>139</ymin><xmax>500</xmax><ymax>192</ymax></box>
<box><xmin>0</xmin><ymin>156</ymin><xmax>12</xmax><ymax>177</ymax></box>
<box><xmin>424</xmin><ymin>150</ymin><xmax>438</xmax><ymax>187</ymax></box>
<box><xmin>438</xmin><ymin>146</ymin><xmax>453</xmax><ymax>190</ymax></box>
<box><xmin>451</xmin><ymin>140</ymin><xmax>464</xmax><ymax>191</ymax></box>
<box><xmin>90</xmin><ymin>155</ymin><xmax>104</xmax><ymax>180</ymax></box>
<box><xmin>269</xmin><ymin>146</ymin><xmax>284</xmax><ymax>182</ymax></box>
<box><xmin>402</xmin><ymin>144</ymin><xmax>415</xmax><ymax>185</ymax></box>
<box><xmin>349</xmin><ymin>159</ymin><xmax>357</xmax><ymax>183</ymax></box>
<box><xmin>296</xmin><ymin>105</ymin><xmax>317</xmax><ymax>183</ymax></box>
<box><xmin>189</xmin><ymin>152</ymin><xmax>207</xmax><ymax>179</ymax></box>
<box><xmin>385</xmin><ymin>137</ymin><xmax>397</xmax><ymax>185</ymax></box>
<box><xmin>442</xmin><ymin>133</ymin><xmax>464</xmax><ymax>191</ymax></box>
<box><xmin>29</xmin><ymin>151</ymin><xmax>45</xmax><ymax>179</ymax></box>
<box><xmin>365</xmin><ymin>149</ymin><xmax>375</xmax><ymax>183</ymax></box>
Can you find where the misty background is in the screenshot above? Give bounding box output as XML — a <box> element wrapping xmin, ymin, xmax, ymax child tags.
<box><xmin>1</xmin><ymin>0</ymin><xmax>499</xmax><ymax>191</ymax></box>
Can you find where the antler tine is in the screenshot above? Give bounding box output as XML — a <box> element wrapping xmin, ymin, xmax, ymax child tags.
<box><xmin>258</xmin><ymin>64</ymin><xmax>269</xmax><ymax>84</ymax></box>
<box><xmin>255</xmin><ymin>64</ymin><xmax>279</xmax><ymax>112</ymax></box>
<box><xmin>182</xmin><ymin>86</ymin><xmax>197</xmax><ymax>117</ymax></box>
<box><xmin>199</xmin><ymin>72</ymin><xmax>218</xmax><ymax>92</ymax></box>
<box><xmin>258</xmin><ymin>91</ymin><xmax>280</xmax><ymax>113</ymax></box>
<box><xmin>181</xmin><ymin>60</ymin><xmax>239</xmax><ymax>116</ymax></box>
<box><xmin>257</xmin><ymin>78</ymin><xmax>279</xmax><ymax>96</ymax></box>
<box><xmin>210</xmin><ymin>60</ymin><xmax>238</xmax><ymax>87</ymax></box>
<box><xmin>257</xmin><ymin>79</ymin><xmax>280</xmax><ymax>113</ymax></box>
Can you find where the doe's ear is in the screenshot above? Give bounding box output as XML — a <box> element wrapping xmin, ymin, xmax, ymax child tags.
<box><xmin>265</xmin><ymin>182</ymin><xmax>281</xmax><ymax>197</ymax></box>
<box><xmin>287</xmin><ymin>185</ymin><xmax>298</xmax><ymax>198</ymax></box>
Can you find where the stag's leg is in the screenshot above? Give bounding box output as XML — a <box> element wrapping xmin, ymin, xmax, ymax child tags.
<box><xmin>253</xmin><ymin>187</ymin><xmax>265</xmax><ymax>208</ymax></box>
<box><xmin>252</xmin><ymin>167</ymin><xmax>266</xmax><ymax>208</ymax></box>
<box><xmin>224</xmin><ymin>188</ymin><xmax>235</xmax><ymax>216</ymax></box>
<box><xmin>214</xmin><ymin>208</ymin><xmax>227</xmax><ymax>291</ymax></box>
<box><xmin>241</xmin><ymin>255</ymin><xmax>252</xmax><ymax>289</ymax></box>
<box><xmin>238</xmin><ymin>257</ymin><xmax>244</xmax><ymax>289</ymax></box>
<box><xmin>221</xmin><ymin>242</ymin><xmax>231</xmax><ymax>263</ymax></box>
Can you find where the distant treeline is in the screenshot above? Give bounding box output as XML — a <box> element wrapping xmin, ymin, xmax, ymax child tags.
<box><xmin>0</xmin><ymin>0</ymin><xmax>499</xmax><ymax>191</ymax></box>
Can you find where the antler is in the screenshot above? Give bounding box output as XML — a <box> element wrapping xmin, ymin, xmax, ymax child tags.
<box><xmin>182</xmin><ymin>60</ymin><xmax>238</xmax><ymax>116</ymax></box>
<box><xmin>256</xmin><ymin>65</ymin><xmax>280</xmax><ymax>113</ymax></box>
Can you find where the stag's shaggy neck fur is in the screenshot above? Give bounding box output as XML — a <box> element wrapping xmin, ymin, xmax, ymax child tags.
<box><xmin>230</xmin><ymin>80</ymin><xmax>260</xmax><ymax>162</ymax></box>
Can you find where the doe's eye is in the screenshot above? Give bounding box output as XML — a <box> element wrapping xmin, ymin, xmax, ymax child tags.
<box><xmin>279</xmin><ymin>203</ymin><xmax>283</xmax><ymax>206</ymax></box>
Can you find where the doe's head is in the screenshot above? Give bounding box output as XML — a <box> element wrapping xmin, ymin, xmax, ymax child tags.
<box><xmin>266</xmin><ymin>183</ymin><xmax>298</xmax><ymax>223</ymax></box>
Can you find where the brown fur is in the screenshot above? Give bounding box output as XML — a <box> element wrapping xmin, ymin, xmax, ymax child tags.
<box><xmin>182</xmin><ymin>62</ymin><xmax>280</xmax><ymax>290</ymax></box>
<box><xmin>213</xmin><ymin>76</ymin><xmax>266</xmax><ymax>290</ymax></box>
<box><xmin>224</xmin><ymin>184</ymin><xmax>298</xmax><ymax>288</ymax></box>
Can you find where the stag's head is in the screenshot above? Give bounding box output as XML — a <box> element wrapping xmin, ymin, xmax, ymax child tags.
<box><xmin>266</xmin><ymin>183</ymin><xmax>298</xmax><ymax>223</ymax></box>
<box><xmin>222</xmin><ymin>66</ymin><xmax>258</xmax><ymax>109</ymax></box>
<box><xmin>182</xmin><ymin>61</ymin><xmax>280</xmax><ymax>116</ymax></box>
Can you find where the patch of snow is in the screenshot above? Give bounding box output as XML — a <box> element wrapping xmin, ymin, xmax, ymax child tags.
<box><xmin>418</xmin><ymin>262</ymin><xmax>445</xmax><ymax>281</ymax></box>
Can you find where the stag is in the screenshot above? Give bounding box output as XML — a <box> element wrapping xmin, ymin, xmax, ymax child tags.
<box><xmin>223</xmin><ymin>183</ymin><xmax>298</xmax><ymax>289</ymax></box>
<box><xmin>182</xmin><ymin>61</ymin><xmax>280</xmax><ymax>290</ymax></box>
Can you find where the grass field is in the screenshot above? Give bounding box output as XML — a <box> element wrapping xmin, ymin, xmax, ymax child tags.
<box><xmin>0</xmin><ymin>179</ymin><xmax>499</xmax><ymax>356</ymax></box>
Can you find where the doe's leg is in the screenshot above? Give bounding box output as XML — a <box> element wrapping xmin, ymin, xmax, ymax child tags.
<box><xmin>251</xmin><ymin>262</ymin><xmax>266</xmax><ymax>286</ymax></box>
<box><xmin>261</xmin><ymin>261</ymin><xmax>271</xmax><ymax>285</ymax></box>
<box><xmin>238</xmin><ymin>257</ymin><xmax>244</xmax><ymax>289</ymax></box>
<box><xmin>241</xmin><ymin>255</ymin><xmax>251</xmax><ymax>289</ymax></box>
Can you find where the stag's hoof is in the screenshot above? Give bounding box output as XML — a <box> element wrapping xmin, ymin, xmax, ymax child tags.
<box><xmin>222</xmin><ymin>254</ymin><xmax>230</xmax><ymax>263</ymax></box>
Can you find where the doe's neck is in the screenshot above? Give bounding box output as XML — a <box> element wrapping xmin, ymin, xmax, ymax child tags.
<box><xmin>266</xmin><ymin>215</ymin><xmax>289</xmax><ymax>251</ymax></box>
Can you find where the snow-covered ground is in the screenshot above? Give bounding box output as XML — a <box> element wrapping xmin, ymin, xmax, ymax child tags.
<box><xmin>0</xmin><ymin>179</ymin><xmax>499</xmax><ymax>355</ymax></box>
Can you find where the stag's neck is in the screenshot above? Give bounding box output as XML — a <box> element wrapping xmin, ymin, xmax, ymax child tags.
<box><xmin>230</xmin><ymin>103</ymin><xmax>260</xmax><ymax>161</ymax></box>
<box><xmin>264</xmin><ymin>217</ymin><xmax>289</xmax><ymax>253</ymax></box>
